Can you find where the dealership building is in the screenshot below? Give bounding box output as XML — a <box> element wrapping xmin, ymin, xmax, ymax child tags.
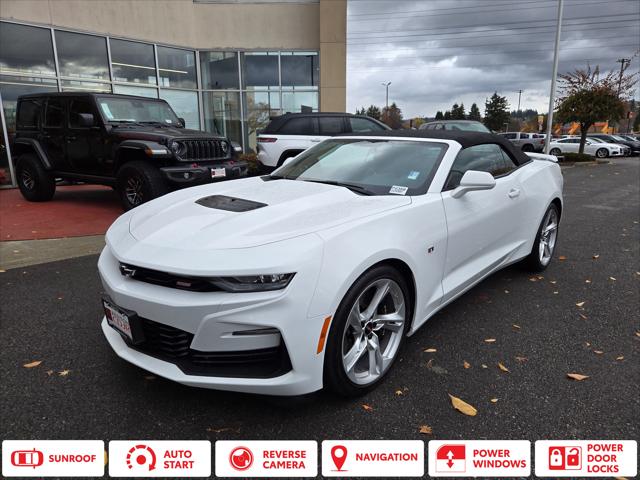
<box><xmin>0</xmin><ymin>0</ymin><xmax>346</xmax><ymax>187</ymax></box>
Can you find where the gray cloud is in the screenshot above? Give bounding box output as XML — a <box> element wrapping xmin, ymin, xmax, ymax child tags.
<box><xmin>347</xmin><ymin>0</ymin><xmax>640</xmax><ymax>117</ymax></box>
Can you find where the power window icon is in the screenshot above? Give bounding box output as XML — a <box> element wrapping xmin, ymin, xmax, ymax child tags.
<box><xmin>549</xmin><ymin>446</ymin><xmax>582</xmax><ymax>470</ymax></box>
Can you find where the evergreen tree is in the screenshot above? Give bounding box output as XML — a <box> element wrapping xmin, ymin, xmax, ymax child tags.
<box><xmin>483</xmin><ymin>92</ymin><xmax>510</xmax><ymax>131</ymax></box>
<box><xmin>443</xmin><ymin>110</ymin><xmax>452</xmax><ymax>120</ymax></box>
<box><xmin>365</xmin><ymin>105</ymin><xmax>381</xmax><ymax>120</ymax></box>
<box><xmin>468</xmin><ymin>103</ymin><xmax>482</xmax><ymax>121</ymax></box>
<box><xmin>434</xmin><ymin>111</ymin><xmax>444</xmax><ymax>120</ymax></box>
<box><xmin>451</xmin><ymin>103</ymin><xmax>466</xmax><ymax>120</ymax></box>
<box><xmin>355</xmin><ymin>107</ymin><xmax>366</xmax><ymax>115</ymax></box>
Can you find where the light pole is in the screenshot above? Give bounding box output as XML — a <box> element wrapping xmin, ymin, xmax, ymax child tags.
<box><xmin>616</xmin><ymin>58</ymin><xmax>631</xmax><ymax>97</ymax></box>
<box><xmin>381</xmin><ymin>82</ymin><xmax>391</xmax><ymax>109</ymax></box>
<box><xmin>516</xmin><ymin>89</ymin><xmax>523</xmax><ymax>115</ymax></box>
<box><xmin>544</xmin><ymin>0</ymin><xmax>564</xmax><ymax>154</ymax></box>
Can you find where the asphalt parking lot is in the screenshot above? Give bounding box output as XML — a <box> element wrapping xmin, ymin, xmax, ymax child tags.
<box><xmin>1</xmin><ymin>159</ymin><xmax>638</xmax><ymax>450</ymax></box>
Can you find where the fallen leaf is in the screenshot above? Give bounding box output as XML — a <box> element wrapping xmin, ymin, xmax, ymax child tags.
<box><xmin>498</xmin><ymin>362</ymin><xmax>510</xmax><ymax>373</ymax></box>
<box><xmin>362</xmin><ymin>404</ymin><xmax>374</xmax><ymax>412</ymax></box>
<box><xmin>395</xmin><ymin>389</ymin><xmax>407</xmax><ymax>396</ymax></box>
<box><xmin>484</xmin><ymin>338</ymin><xmax>496</xmax><ymax>343</ymax></box>
<box><xmin>609</xmin><ymin>276</ymin><xmax>616</xmax><ymax>281</ymax></box>
<box><xmin>537</xmin><ymin>275</ymin><xmax>544</xmax><ymax>280</ymax></box>
<box><xmin>593</xmin><ymin>350</ymin><xmax>604</xmax><ymax>355</ymax></box>
<box><xmin>635</xmin><ymin>331</ymin><xmax>640</xmax><ymax>337</ymax></box>
<box><xmin>567</xmin><ymin>373</ymin><xmax>589</xmax><ymax>381</ymax></box>
<box><xmin>549</xmin><ymin>280</ymin><xmax>557</xmax><ymax>284</ymax></box>
<box><xmin>576</xmin><ymin>301</ymin><xmax>585</xmax><ymax>308</ymax></box>
<box><xmin>529</xmin><ymin>277</ymin><xmax>538</xmax><ymax>282</ymax></box>
<box><xmin>46</xmin><ymin>370</ymin><xmax>54</xmax><ymax>376</ymax></box>
<box><xmin>504</xmin><ymin>290</ymin><xmax>510</xmax><ymax>294</ymax></box>
<box><xmin>585</xmin><ymin>342</ymin><xmax>591</xmax><ymax>347</ymax></box>
<box><xmin>553</xmin><ymin>291</ymin><xmax>559</xmax><ymax>294</ymax></box>
<box><xmin>58</xmin><ymin>370</ymin><xmax>70</xmax><ymax>376</ymax></box>
<box><xmin>423</xmin><ymin>348</ymin><xmax>437</xmax><ymax>353</ymax></box>
<box><xmin>448</xmin><ymin>394</ymin><xmax>478</xmax><ymax>416</ymax></box>
<box><xmin>481</xmin><ymin>364</ymin><xmax>488</xmax><ymax>369</ymax></box>
<box><xmin>515</xmin><ymin>356</ymin><xmax>528</xmax><ymax>363</ymax></box>
<box><xmin>0</xmin><ymin>269</ymin><xmax>5</xmax><ymax>273</ymax></box>
<box><xmin>490</xmin><ymin>398</ymin><xmax>499</xmax><ymax>403</ymax></box>
<box><xmin>579</xmin><ymin>313</ymin><xmax>588</xmax><ymax>320</ymax></box>
<box><xmin>558</xmin><ymin>255</ymin><xmax>567</xmax><ymax>261</ymax></box>
<box><xmin>585</xmin><ymin>279</ymin><xmax>591</xmax><ymax>283</ymax></box>
<box><xmin>23</xmin><ymin>360</ymin><xmax>42</xmax><ymax>368</ymax></box>
<box><xmin>616</xmin><ymin>356</ymin><xmax>624</xmax><ymax>361</ymax></box>
<box><xmin>426</xmin><ymin>358</ymin><xmax>434</xmax><ymax>368</ymax></box>
<box><xmin>592</xmin><ymin>254</ymin><xmax>600</xmax><ymax>259</ymax></box>
<box><xmin>463</xmin><ymin>360</ymin><xmax>471</xmax><ymax>369</ymax></box>
<box><xmin>512</xmin><ymin>324</ymin><xmax>521</xmax><ymax>329</ymax></box>
<box><xmin>418</xmin><ymin>425</ymin><xmax>433</xmax><ymax>435</ymax></box>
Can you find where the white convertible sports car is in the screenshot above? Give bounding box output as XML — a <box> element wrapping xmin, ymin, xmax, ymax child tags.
<box><xmin>99</xmin><ymin>131</ymin><xmax>563</xmax><ymax>397</ymax></box>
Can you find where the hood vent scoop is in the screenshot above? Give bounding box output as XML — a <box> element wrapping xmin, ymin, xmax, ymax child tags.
<box><xmin>195</xmin><ymin>195</ymin><xmax>267</xmax><ymax>212</ymax></box>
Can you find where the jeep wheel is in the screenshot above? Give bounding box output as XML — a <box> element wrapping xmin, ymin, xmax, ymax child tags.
<box><xmin>116</xmin><ymin>161</ymin><xmax>167</xmax><ymax>210</ymax></box>
<box><xmin>16</xmin><ymin>154</ymin><xmax>56</xmax><ymax>202</ymax></box>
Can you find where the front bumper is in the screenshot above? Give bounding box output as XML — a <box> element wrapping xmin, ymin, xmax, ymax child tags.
<box><xmin>160</xmin><ymin>160</ymin><xmax>248</xmax><ymax>185</ymax></box>
<box><xmin>98</xmin><ymin>237</ymin><xmax>329</xmax><ymax>396</ymax></box>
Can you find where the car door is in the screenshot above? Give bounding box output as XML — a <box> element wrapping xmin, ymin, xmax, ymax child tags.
<box><xmin>41</xmin><ymin>97</ymin><xmax>71</xmax><ymax>171</ymax></box>
<box><xmin>66</xmin><ymin>97</ymin><xmax>108</xmax><ymax>175</ymax></box>
<box><xmin>440</xmin><ymin>143</ymin><xmax>527</xmax><ymax>301</ymax></box>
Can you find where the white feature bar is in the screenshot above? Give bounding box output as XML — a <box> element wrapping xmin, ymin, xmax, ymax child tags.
<box><xmin>322</xmin><ymin>440</ymin><xmax>424</xmax><ymax>477</ymax></box>
<box><xmin>2</xmin><ymin>440</ymin><xmax>104</xmax><ymax>477</ymax></box>
<box><xmin>535</xmin><ymin>440</ymin><xmax>637</xmax><ymax>477</ymax></box>
<box><xmin>108</xmin><ymin>440</ymin><xmax>211</xmax><ymax>477</ymax></box>
<box><xmin>427</xmin><ymin>440</ymin><xmax>530</xmax><ymax>477</ymax></box>
<box><xmin>215</xmin><ymin>440</ymin><xmax>317</xmax><ymax>477</ymax></box>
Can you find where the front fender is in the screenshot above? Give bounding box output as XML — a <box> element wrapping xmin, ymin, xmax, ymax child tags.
<box><xmin>115</xmin><ymin>140</ymin><xmax>172</xmax><ymax>164</ymax></box>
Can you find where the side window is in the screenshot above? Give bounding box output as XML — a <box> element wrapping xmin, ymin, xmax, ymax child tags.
<box><xmin>69</xmin><ymin>98</ymin><xmax>96</xmax><ymax>128</ymax></box>
<box><xmin>279</xmin><ymin>117</ymin><xmax>315</xmax><ymax>135</ymax></box>
<box><xmin>16</xmin><ymin>100</ymin><xmax>41</xmax><ymax>129</ymax></box>
<box><xmin>350</xmin><ymin>117</ymin><xmax>385</xmax><ymax>132</ymax></box>
<box><xmin>444</xmin><ymin>144</ymin><xmax>507</xmax><ymax>190</ymax></box>
<box><xmin>318</xmin><ymin>116</ymin><xmax>345</xmax><ymax>135</ymax></box>
<box><xmin>503</xmin><ymin>133</ymin><xmax>517</xmax><ymax>139</ymax></box>
<box><xmin>44</xmin><ymin>98</ymin><xmax>66</xmax><ymax>128</ymax></box>
<box><xmin>496</xmin><ymin>146</ymin><xmax>519</xmax><ymax>175</ymax></box>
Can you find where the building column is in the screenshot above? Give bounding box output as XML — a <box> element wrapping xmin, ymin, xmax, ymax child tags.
<box><xmin>319</xmin><ymin>0</ymin><xmax>346</xmax><ymax>112</ymax></box>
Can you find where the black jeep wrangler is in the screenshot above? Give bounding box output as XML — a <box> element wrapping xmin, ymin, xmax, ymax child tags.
<box><xmin>13</xmin><ymin>92</ymin><xmax>247</xmax><ymax>210</ymax></box>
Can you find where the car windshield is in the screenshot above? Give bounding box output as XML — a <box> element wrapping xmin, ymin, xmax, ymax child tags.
<box><xmin>444</xmin><ymin>122</ymin><xmax>490</xmax><ymax>133</ymax></box>
<box><xmin>272</xmin><ymin>139</ymin><xmax>448</xmax><ymax>196</ymax></box>
<box><xmin>610</xmin><ymin>135</ymin><xmax>627</xmax><ymax>141</ymax></box>
<box><xmin>96</xmin><ymin>96</ymin><xmax>181</xmax><ymax>125</ymax></box>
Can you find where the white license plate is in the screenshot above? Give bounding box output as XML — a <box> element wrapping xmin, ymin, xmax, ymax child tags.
<box><xmin>211</xmin><ymin>167</ymin><xmax>226</xmax><ymax>178</ymax></box>
<box><xmin>104</xmin><ymin>301</ymin><xmax>132</xmax><ymax>341</ymax></box>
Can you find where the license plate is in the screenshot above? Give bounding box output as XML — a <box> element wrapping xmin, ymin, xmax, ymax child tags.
<box><xmin>103</xmin><ymin>300</ymin><xmax>132</xmax><ymax>341</ymax></box>
<box><xmin>211</xmin><ymin>167</ymin><xmax>226</xmax><ymax>178</ymax></box>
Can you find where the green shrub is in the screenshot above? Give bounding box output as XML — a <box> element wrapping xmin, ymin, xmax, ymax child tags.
<box><xmin>559</xmin><ymin>152</ymin><xmax>593</xmax><ymax>163</ymax></box>
<box><xmin>239</xmin><ymin>153</ymin><xmax>261</xmax><ymax>176</ymax></box>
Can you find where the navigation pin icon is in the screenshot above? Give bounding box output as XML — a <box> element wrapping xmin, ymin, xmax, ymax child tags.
<box><xmin>331</xmin><ymin>445</ymin><xmax>347</xmax><ymax>471</ymax></box>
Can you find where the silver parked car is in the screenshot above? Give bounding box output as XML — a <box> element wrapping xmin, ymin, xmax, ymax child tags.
<box><xmin>498</xmin><ymin>132</ymin><xmax>545</xmax><ymax>152</ymax></box>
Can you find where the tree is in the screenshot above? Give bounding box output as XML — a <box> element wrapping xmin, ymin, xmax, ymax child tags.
<box><xmin>443</xmin><ymin>110</ymin><xmax>452</xmax><ymax>120</ymax></box>
<box><xmin>451</xmin><ymin>103</ymin><xmax>466</xmax><ymax>120</ymax></box>
<box><xmin>483</xmin><ymin>92</ymin><xmax>510</xmax><ymax>131</ymax></box>
<box><xmin>468</xmin><ymin>103</ymin><xmax>482</xmax><ymax>121</ymax></box>
<box><xmin>434</xmin><ymin>111</ymin><xmax>444</xmax><ymax>120</ymax></box>
<box><xmin>380</xmin><ymin>102</ymin><xmax>403</xmax><ymax>129</ymax></box>
<box><xmin>355</xmin><ymin>107</ymin><xmax>366</xmax><ymax>115</ymax></box>
<box><xmin>365</xmin><ymin>105</ymin><xmax>381</xmax><ymax>120</ymax></box>
<box><xmin>556</xmin><ymin>63</ymin><xmax>637</xmax><ymax>152</ymax></box>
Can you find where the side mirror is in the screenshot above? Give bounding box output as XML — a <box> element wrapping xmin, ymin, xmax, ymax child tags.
<box><xmin>178</xmin><ymin>117</ymin><xmax>186</xmax><ymax>127</ymax></box>
<box><xmin>77</xmin><ymin>113</ymin><xmax>95</xmax><ymax>127</ymax></box>
<box><xmin>451</xmin><ymin>170</ymin><xmax>496</xmax><ymax>198</ymax></box>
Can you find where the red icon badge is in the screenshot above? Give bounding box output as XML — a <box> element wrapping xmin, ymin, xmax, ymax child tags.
<box><xmin>331</xmin><ymin>445</ymin><xmax>347</xmax><ymax>471</ymax></box>
<box><xmin>549</xmin><ymin>446</ymin><xmax>582</xmax><ymax>470</ymax></box>
<box><xmin>229</xmin><ymin>446</ymin><xmax>253</xmax><ymax>471</ymax></box>
<box><xmin>436</xmin><ymin>444</ymin><xmax>466</xmax><ymax>472</ymax></box>
<box><xmin>126</xmin><ymin>444</ymin><xmax>157</xmax><ymax>471</ymax></box>
<box><xmin>11</xmin><ymin>449</ymin><xmax>44</xmax><ymax>468</ymax></box>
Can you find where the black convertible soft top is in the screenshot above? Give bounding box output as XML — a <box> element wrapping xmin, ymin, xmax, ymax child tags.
<box><xmin>338</xmin><ymin>129</ymin><xmax>531</xmax><ymax>166</ymax></box>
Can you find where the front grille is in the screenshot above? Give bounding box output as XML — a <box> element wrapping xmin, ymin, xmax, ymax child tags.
<box><xmin>126</xmin><ymin>317</ymin><xmax>292</xmax><ymax>378</ymax></box>
<box><xmin>120</xmin><ymin>263</ymin><xmax>221</xmax><ymax>292</ymax></box>
<box><xmin>179</xmin><ymin>139</ymin><xmax>230</xmax><ymax>161</ymax></box>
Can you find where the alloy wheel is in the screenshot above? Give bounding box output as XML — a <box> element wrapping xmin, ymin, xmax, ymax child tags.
<box><xmin>125</xmin><ymin>176</ymin><xmax>144</xmax><ymax>206</ymax></box>
<box><xmin>21</xmin><ymin>169</ymin><xmax>35</xmax><ymax>190</ymax></box>
<box><xmin>341</xmin><ymin>278</ymin><xmax>405</xmax><ymax>385</ymax></box>
<box><xmin>596</xmin><ymin>148</ymin><xmax>607</xmax><ymax>158</ymax></box>
<box><xmin>538</xmin><ymin>208</ymin><xmax>558</xmax><ymax>266</ymax></box>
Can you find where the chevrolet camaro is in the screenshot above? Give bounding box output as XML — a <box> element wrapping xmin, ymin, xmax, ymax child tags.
<box><xmin>99</xmin><ymin>130</ymin><xmax>563</xmax><ymax>396</ymax></box>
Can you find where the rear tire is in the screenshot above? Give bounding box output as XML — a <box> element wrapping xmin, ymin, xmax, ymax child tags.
<box><xmin>116</xmin><ymin>161</ymin><xmax>167</xmax><ymax>211</ymax></box>
<box><xmin>523</xmin><ymin>203</ymin><xmax>560</xmax><ymax>272</ymax></box>
<box><xmin>549</xmin><ymin>148</ymin><xmax>561</xmax><ymax>156</ymax></box>
<box><xmin>16</xmin><ymin>154</ymin><xmax>56</xmax><ymax>202</ymax></box>
<box><xmin>323</xmin><ymin>265</ymin><xmax>411</xmax><ymax>397</ymax></box>
<box><xmin>522</xmin><ymin>144</ymin><xmax>534</xmax><ymax>152</ymax></box>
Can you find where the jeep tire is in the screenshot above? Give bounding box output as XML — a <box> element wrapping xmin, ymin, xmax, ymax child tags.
<box><xmin>116</xmin><ymin>160</ymin><xmax>167</xmax><ymax>210</ymax></box>
<box><xmin>16</xmin><ymin>154</ymin><xmax>56</xmax><ymax>202</ymax></box>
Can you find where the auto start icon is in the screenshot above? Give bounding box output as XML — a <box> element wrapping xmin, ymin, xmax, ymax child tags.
<box><xmin>229</xmin><ymin>446</ymin><xmax>254</xmax><ymax>471</ymax></box>
<box><xmin>126</xmin><ymin>445</ymin><xmax>157</xmax><ymax>471</ymax></box>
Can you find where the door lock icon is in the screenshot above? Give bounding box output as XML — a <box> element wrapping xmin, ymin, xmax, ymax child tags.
<box><xmin>549</xmin><ymin>446</ymin><xmax>582</xmax><ymax>470</ymax></box>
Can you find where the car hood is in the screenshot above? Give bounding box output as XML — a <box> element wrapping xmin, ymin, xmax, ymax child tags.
<box><xmin>111</xmin><ymin>126</ymin><xmax>225</xmax><ymax>143</ymax></box>
<box><xmin>127</xmin><ymin>176</ymin><xmax>412</xmax><ymax>250</ymax></box>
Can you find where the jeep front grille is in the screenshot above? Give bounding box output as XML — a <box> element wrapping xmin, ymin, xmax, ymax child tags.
<box><xmin>179</xmin><ymin>139</ymin><xmax>230</xmax><ymax>161</ymax></box>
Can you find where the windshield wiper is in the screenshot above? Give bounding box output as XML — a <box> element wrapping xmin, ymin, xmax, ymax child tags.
<box><xmin>301</xmin><ymin>179</ymin><xmax>375</xmax><ymax>196</ymax></box>
<box><xmin>139</xmin><ymin>121</ymin><xmax>173</xmax><ymax>127</ymax></box>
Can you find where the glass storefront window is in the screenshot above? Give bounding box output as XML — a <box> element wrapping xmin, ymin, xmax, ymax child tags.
<box><xmin>282</xmin><ymin>91</ymin><xmax>318</xmax><ymax>113</ymax></box>
<box><xmin>159</xmin><ymin>89</ymin><xmax>199</xmax><ymax>129</ymax></box>
<box><xmin>242</xmin><ymin>52</ymin><xmax>279</xmax><ymax>90</ymax></box>
<box><xmin>0</xmin><ymin>22</ymin><xmax>56</xmax><ymax>76</ymax></box>
<box><xmin>113</xmin><ymin>84</ymin><xmax>158</xmax><ymax>98</ymax></box>
<box><xmin>203</xmin><ymin>91</ymin><xmax>241</xmax><ymax>144</ymax></box>
<box><xmin>244</xmin><ymin>90</ymin><xmax>280</xmax><ymax>151</ymax></box>
<box><xmin>110</xmin><ymin>39</ymin><xmax>157</xmax><ymax>85</ymax></box>
<box><xmin>200</xmin><ymin>52</ymin><xmax>239</xmax><ymax>90</ymax></box>
<box><xmin>0</xmin><ymin>75</ymin><xmax>57</xmax><ymax>135</ymax></box>
<box><xmin>280</xmin><ymin>52</ymin><xmax>318</xmax><ymax>89</ymax></box>
<box><xmin>55</xmin><ymin>30</ymin><xmax>110</xmax><ymax>81</ymax></box>
<box><xmin>157</xmin><ymin>46</ymin><xmax>196</xmax><ymax>89</ymax></box>
<box><xmin>61</xmin><ymin>79</ymin><xmax>111</xmax><ymax>93</ymax></box>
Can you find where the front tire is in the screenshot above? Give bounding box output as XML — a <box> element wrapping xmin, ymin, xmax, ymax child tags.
<box><xmin>324</xmin><ymin>265</ymin><xmax>411</xmax><ymax>397</ymax></box>
<box><xmin>116</xmin><ymin>161</ymin><xmax>167</xmax><ymax>211</ymax></box>
<box><xmin>595</xmin><ymin>148</ymin><xmax>608</xmax><ymax>158</ymax></box>
<box><xmin>523</xmin><ymin>203</ymin><xmax>560</xmax><ymax>272</ymax></box>
<box><xmin>549</xmin><ymin>148</ymin><xmax>561</xmax><ymax>156</ymax></box>
<box><xmin>16</xmin><ymin>154</ymin><xmax>56</xmax><ymax>202</ymax></box>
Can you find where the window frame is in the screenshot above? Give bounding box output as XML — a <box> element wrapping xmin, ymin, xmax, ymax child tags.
<box><xmin>43</xmin><ymin>97</ymin><xmax>67</xmax><ymax>129</ymax></box>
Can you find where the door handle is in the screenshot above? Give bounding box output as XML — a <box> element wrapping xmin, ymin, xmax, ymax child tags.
<box><xmin>508</xmin><ymin>188</ymin><xmax>521</xmax><ymax>198</ymax></box>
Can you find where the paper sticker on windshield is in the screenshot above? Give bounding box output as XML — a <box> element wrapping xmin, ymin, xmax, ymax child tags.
<box><xmin>408</xmin><ymin>171</ymin><xmax>420</xmax><ymax>180</ymax></box>
<box><xmin>165</xmin><ymin>119</ymin><xmax>172</xmax><ymax>124</ymax></box>
<box><xmin>389</xmin><ymin>185</ymin><xmax>408</xmax><ymax>195</ymax></box>
<box><xmin>99</xmin><ymin>102</ymin><xmax>114</xmax><ymax>120</ymax></box>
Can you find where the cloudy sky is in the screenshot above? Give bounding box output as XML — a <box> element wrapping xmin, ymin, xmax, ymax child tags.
<box><xmin>347</xmin><ymin>0</ymin><xmax>640</xmax><ymax>118</ymax></box>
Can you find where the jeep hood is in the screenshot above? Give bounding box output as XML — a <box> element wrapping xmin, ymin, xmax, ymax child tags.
<box><xmin>112</xmin><ymin>126</ymin><xmax>225</xmax><ymax>143</ymax></box>
<box><xmin>127</xmin><ymin>176</ymin><xmax>411</xmax><ymax>250</ymax></box>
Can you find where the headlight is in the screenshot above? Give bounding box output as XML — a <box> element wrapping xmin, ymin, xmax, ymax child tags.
<box><xmin>211</xmin><ymin>273</ymin><xmax>295</xmax><ymax>292</ymax></box>
<box><xmin>169</xmin><ymin>141</ymin><xmax>186</xmax><ymax>156</ymax></box>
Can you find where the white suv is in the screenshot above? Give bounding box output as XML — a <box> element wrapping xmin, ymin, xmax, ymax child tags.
<box><xmin>256</xmin><ymin>113</ymin><xmax>390</xmax><ymax>171</ymax></box>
